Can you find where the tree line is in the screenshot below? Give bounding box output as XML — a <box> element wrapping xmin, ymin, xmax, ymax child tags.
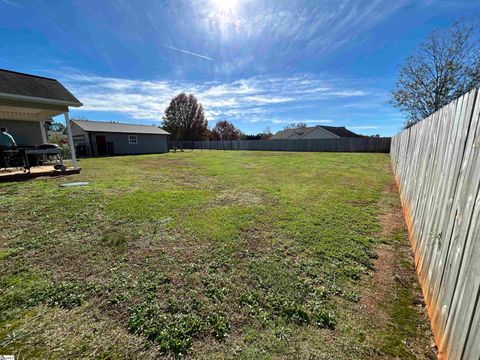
<box><xmin>162</xmin><ymin>92</ymin><xmax>272</xmax><ymax>141</ymax></box>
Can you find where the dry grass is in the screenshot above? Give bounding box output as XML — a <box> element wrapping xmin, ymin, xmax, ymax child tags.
<box><xmin>0</xmin><ymin>151</ymin><xmax>433</xmax><ymax>359</ymax></box>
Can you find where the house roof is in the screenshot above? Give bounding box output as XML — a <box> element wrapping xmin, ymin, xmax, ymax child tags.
<box><xmin>271</xmin><ymin>125</ymin><xmax>361</xmax><ymax>139</ymax></box>
<box><xmin>270</xmin><ymin>128</ymin><xmax>307</xmax><ymax>139</ymax></box>
<box><xmin>0</xmin><ymin>69</ymin><xmax>82</xmax><ymax>107</ymax></box>
<box><xmin>72</xmin><ymin>119</ymin><xmax>170</xmax><ymax>135</ymax></box>
<box><xmin>318</xmin><ymin>126</ymin><xmax>362</xmax><ymax>138</ymax></box>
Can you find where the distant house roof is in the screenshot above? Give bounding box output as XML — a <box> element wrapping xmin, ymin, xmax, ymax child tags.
<box><xmin>271</xmin><ymin>128</ymin><xmax>308</xmax><ymax>139</ymax></box>
<box><xmin>72</xmin><ymin>119</ymin><xmax>170</xmax><ymax>135</ymax></box>
<box><xmin>0</xmin><ymin>69</ymin><xmax>82</xmax><ymax>107</ymax></box>
<box><xmin>271</xmin><ymin>125</ymin><xmax>361</xmax><ymax>140</ymax></box>
<box><xmin>318</xmin><ymin>126</ymin><xmax>362</xmax><ymax>138</ymax></box>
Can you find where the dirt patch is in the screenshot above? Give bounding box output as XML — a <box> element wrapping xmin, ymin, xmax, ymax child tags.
<box><xmin>377</xmin><ymin>180</ymin><xmax>407</xmax><ymax>241</ymax></box>
<box><xmin>378</xmin><ymin>208</ymin><xmax>404</xmax><ymax>239</ymax></box>
<box><xmin>360</xmin><ymin>245</ymin><xmax>394</xmax><ymax>321</ymax></box>
<box><xmin>359</xmin><ymin>182</ymin><xmax>402</xmax><ymax>319</ymax></box>
<box><xmin>358</xmin><ymin>181</ymin><xmax>436</xmax><ymax>359</ymax></box>
<box><xmin>29</xmin><ymin>245</ymin><xmax>99</xmax><ymax>282</ymax></box>
<box><xmin>211</xmin><ymin>190</ymin><xmax>265</xmax><ymax>207</ymax></box>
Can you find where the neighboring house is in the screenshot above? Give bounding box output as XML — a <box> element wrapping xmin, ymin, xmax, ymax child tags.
<box><xmin>70</xmin><ymin>119</ymin><xmax>170</xmax><ymax>157</ymax></box>
<box><xmin>270</xmin><ymin>125</ymin><xmax>362</xmax><ymax>140</ymax></box>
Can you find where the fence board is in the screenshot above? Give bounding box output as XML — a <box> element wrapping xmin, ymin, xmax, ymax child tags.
<box><xmin>170</xmin><ymin>137</ymin><xmax>391</xmax><ymax>153</ymax></box>
<box><xmin>391</xmin><ymin>88</ymin><xmax>480</xmax><ymax>359</ymax></box>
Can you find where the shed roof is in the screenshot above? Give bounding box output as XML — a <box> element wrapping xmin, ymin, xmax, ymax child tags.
<box><xmin>72</xmin><ymin>119</ymin><xmax>170</xmax><ymax>135</ymax></box>
<box><xmin>0</xmin><ymin>69</ymin><xmax>82</xmax><ymax>107</ymax></box>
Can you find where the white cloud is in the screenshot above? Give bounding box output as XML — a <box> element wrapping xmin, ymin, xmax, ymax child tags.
<box><xmin>327</xmin><ymin>91</ymin><xmax>369</xmax><ymax>97</ymax></box>
<box><xmin>57</xmin><ymin>70</ymin><xmax>371</xmax><ymax>124</ymax></box>
<box><xmin>189</xmin><ymin>0</ymin><xmax>409</xmax><ymax>74</ymax></box>
<box><xmin>244</xmin><ymin>95</ymin><xmax>293</xmax><ymax>104</ymax></box>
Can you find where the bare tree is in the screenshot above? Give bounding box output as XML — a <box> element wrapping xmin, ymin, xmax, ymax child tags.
<box><xmin>283</xmin><ymin>122</ymin><xmax>308</xmax><ymax>130</ymax></box>
<box><xmin>390</xmin><ymin>21</ymin><xmax>480</xmax><ymax>128</ymax></box>
<box><xmin>261</xmin><ymin>127</ymin><xmax>272</xmax><ymax>140</ymax></box>
<box><xmin>245</xmin><ymin>127</ymin><xmax>272</xmax><ymax>140</ymax></box>
<box><xmin>163</xmin><ymin>93</ymin><xmax>209</xmax><ymax>141</ymax></box>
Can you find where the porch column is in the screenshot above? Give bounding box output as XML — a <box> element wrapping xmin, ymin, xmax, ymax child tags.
<box><xmin>64</xmin><ymin>112</ymin><xmax>79</xmax><ymax>170</ymax></box>
<box><xmin>39</xmin><ymin>120</ymin><xmax>48</xmax><ymax>143</ymax></box>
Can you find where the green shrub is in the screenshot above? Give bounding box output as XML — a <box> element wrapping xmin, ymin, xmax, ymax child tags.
<box><xmin>313</xmin><ymin>309</ymin><xmax>336</xmax><ymax>329</ymax></box>
<box><xmin>136</xmin><ymin>271</ymin><xmax>171</xmax><ymax>293</ymax></box>
<box><xmin>276</xmin><ymin>300</ymin><xmax>310</xmax><ymax>324</ymax></box>
<box><xmin>101</xmin><ymin>232</ymin><xmax>127</xmax><ymax>247</ymax></box>
<box><xmin>207</xmin><ymin>312</ymin><xmax>230</xmax><ymax>340</ymax></box>
<box><xmin>203</xmin><ymin>275</ymin><xmax>228</xmax><ymax>302</ymax></box>
<box><xmin>343</xmin><ymin>290</ymin><xmax>360</xmax><ymax>302</ymax></box>
<box><xmin>37</xmin><ymin>281</ymin><xmax>100</xmax><ymax>309</ymax></box>
<box><xmin>343</xmin><ymin>265</ymin><xmax>367</xmax><ymax>280</ymax></box>
<box><xmin>128</xmin><ymin>301</ymin><xmax>204</xmax><ymax>356</ymax></box>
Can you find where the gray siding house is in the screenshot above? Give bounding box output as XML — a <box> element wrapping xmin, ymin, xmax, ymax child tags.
<box><xmin>271</xmin><ymin>125</ymin><xmax>361</xmax><ymax>140</ymax></box>
<box><xmin>71</xmin><ymin>119</ymin><xmax>170</xmax><ymax>157</ymax></box>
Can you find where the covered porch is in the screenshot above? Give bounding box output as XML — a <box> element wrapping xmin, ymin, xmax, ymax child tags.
<box><xmin>0</xmin><ymin>69</ymin><xmax>83</xmax><ymax>181</ymax></box>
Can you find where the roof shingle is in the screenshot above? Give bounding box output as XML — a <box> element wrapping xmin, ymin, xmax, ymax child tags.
<box><xmin>271</xmin><ymin>125</ymin><xmax>361</xmax><ymax>139</ymax></box>
<box><xmin>72</xmin><ymin>119</ymin><xmax>170</xmax><ymax>135</ymax></box>
<box><xmin>0</xmin><ymin>69</ymin><xmax>81</xmax><ymax>106</ymax></box>
<box><xmin>319</xmin><ymin>126</ymin><xmax>362</xmax><ymax>138</ymax></box>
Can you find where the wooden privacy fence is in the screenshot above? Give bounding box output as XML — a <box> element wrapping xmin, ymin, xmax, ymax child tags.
<box><xmin>391</xmin><ymin>88</ymin><xmax>480</xmax><ymax>359</ymax></box>
<box><xmin>170</xmin><ymin>137</ymin><xmax>391</xmax><ymax>153</ymax></box>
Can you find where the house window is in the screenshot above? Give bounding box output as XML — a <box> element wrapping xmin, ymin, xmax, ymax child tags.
<box><xmin>128</xmin><ymin>135</ymin><xmax>137</xmax><ymax>144</ymax></box>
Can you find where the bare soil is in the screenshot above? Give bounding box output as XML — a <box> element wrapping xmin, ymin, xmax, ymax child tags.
<box><xmin>359</xmin><ymin>180</ymin><xmax>437</xmax><ymax>359</ymax></box>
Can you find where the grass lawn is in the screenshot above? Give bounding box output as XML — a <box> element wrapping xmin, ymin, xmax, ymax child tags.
<box><xmin>0</xmin><ymin>151</ymin><xmax>434</xmax><ymax>359</ymax></box>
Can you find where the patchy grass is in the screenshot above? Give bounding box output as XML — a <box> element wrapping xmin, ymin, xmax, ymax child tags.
<box><xmin>0</xmin><ymin>151</ymin><xmax>433</xmax><ymax>359</ymax></box>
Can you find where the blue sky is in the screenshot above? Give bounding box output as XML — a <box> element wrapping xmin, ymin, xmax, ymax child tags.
<box><xmin>1</xmin><ymin>0</ymin><xmax>479</xmax><ymax>136</ymax></box>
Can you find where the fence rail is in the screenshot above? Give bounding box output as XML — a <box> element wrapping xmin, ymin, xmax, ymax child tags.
<box><xmin>170</xmin><ymin>137</ymin><xmax>391</xmax><ymax>153</ymax></box>
<box><xmin>391</xmin><ymin>88</ymin><xmax>480</xmax><ymax>360</ymax></box>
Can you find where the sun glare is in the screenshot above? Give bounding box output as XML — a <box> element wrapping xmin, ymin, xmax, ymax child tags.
<box><xmin>206</xmin><ymin>0</ymin><xmax>244</xmax><ymax>35</ymax></box>
<box><xmin>209</xmin><ymin>0</ymin><xmax>240</xmax><ymax>14</ymax></box>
